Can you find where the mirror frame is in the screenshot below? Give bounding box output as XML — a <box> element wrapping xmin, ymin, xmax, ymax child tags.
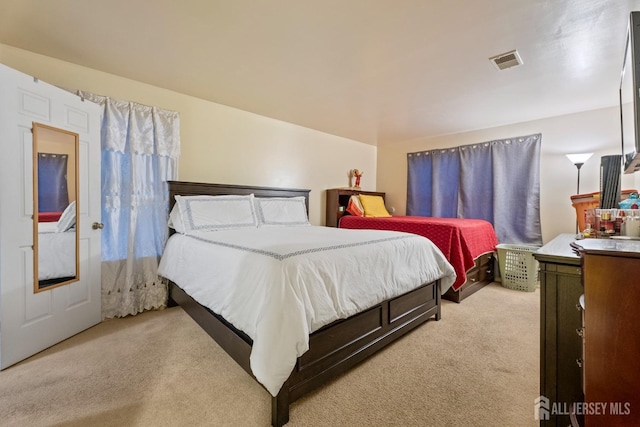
<box><xmin>32</xmin><ymin>122</ymin><xmax>80</xmax><ymax>293</ymax></box>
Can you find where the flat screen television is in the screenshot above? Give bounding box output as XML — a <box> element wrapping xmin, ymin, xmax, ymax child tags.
<box><xmin>621</xmin><ymin>11</ymin><xmax>640</xmax><ymax>174</ymax></box>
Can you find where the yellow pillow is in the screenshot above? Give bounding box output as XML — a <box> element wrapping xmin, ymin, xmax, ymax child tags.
<box><xmin>359</xmin><ymin>194</ymin><xmax>391</xmax><ymax>217</ymax></box>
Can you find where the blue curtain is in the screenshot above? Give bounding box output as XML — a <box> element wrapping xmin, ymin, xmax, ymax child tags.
<box><xmin>37</xmin><ymin>153</ymin><xmax>69</xmax><ymax>212</ymax></box>
<box><xmin>431</xmin><ymin>148</ymin><xmax>460</xmax><ymax>218</ymax></box>
<box><xmin>80</xmin><ymin>92</ymin><xmax>180</xmax><ymax>318</ymax></box>
<box><xmin>407</xmin><ymin>151</ymin><xmax>432</xmax><ymax>216</ymax></box>
<box><xmin>407</xmin><ymin>134</ymin><xmax>542</xmax><ymax>245</ymax></box>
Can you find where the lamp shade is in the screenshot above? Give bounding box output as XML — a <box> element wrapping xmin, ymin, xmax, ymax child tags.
<box><xmin>566</xmin><ymin>153</ymin><xmax>594</xmax><ymax>165</ymax></box>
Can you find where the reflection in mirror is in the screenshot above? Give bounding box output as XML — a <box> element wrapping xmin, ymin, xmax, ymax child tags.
<box><xmin>32</xmin><ymin>123</ymin><xmax>79</xmax><ymax>293</ymax></box>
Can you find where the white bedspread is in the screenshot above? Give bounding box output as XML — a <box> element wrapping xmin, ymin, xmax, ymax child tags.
<box><xmin>158</xmin><ymin>226</ymin><xmax>455</xmax><ymax>396</ymax></box>
<box><xmin>38</xmin><ymin>222</ymin><xmax>76</xmax><ymax>281</ymax></box>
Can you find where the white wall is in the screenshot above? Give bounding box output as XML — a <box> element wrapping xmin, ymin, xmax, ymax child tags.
<box><xmin>377</xmin><ymin>108</ymin><xmax>640</xmax><ymax>244</ymax></box>
<box><xmin>0</xmin><ymin>43</ymin><xmax>376</xmax><ymax>225</ymax></box>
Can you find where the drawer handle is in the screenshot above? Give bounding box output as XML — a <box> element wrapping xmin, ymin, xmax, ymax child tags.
<box><xmin>576</xmin><ymin>358</ymin><xmax>583</xmax><ymax>368</ymax></box>
<box><xmin>576</xmin><ymin>328</ymin><xmax>584</xmax><ymax>337</ymax></box>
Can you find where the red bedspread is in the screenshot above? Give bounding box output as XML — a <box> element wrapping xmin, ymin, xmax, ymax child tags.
<box><xmin>339</xmin><ymin>215</ymin><xmax>499</xmax><ymax>291</ymax></box>
<box><xmin>38</xmin><ymin>211</ymin><xmax>62</xmax><ymax>222</ymax></box>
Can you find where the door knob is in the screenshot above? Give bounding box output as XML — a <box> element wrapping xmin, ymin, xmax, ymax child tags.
<box><xmin>92</xmin><ymin>222</ymin><xmax>104</xmax><ymax>230</ymax></box>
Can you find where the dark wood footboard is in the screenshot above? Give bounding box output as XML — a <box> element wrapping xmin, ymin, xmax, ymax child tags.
<box><xmin>280</xmin><ymin>279</ymin><xmax>440</xmax><ymax>424</ymax></box>
<box><xmin>169</xmin><ymin>279</ymin><xmax>441</xmax><ymax>426</ymax></box>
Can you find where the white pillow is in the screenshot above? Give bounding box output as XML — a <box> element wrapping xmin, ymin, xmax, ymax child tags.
<box><xmin>172</xmin><ymin>194</ymin><xmax>258</xmax><ymax>234</ymax></box>
<box><xmin>56</xmin><ymin>201</ymin><xmax>76</xmax><ymax>232</ymax></box>
<box><xmin>254</xmin><ymin>196</ymin><xmax>310</xmax><ymax>227</ymax></box>
<box><xmin>168</xmin><ymin>203</ymin><xmax>185</xmax><ymax>233</ymax></box>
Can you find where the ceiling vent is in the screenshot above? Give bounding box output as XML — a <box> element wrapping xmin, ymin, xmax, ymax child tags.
<box><xmin>489</xmin><ymin>49</ymin><xmax>523</xmax><ymax>71</ymax></box>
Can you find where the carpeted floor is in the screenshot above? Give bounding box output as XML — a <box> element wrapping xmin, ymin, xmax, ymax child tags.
<box><xmin>0</xmin><ymin>283</ymin><xmax>539</xmax><ymax>427</ymax></box>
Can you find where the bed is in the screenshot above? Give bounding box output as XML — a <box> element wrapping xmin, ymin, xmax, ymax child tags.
<box><xmin>325</xmin><ymin>189</ymin><xmax>499</xmax><ymax>302</ymax></box>
<box><xmin>158</xmin><ymin>181</ymin><xmax>457</xmax><ymax>426</ymax></box>
<box><xmin>339</xmin><ymin>214</ymin><xmax>499</xmax><ymax>303</ymax></box>
<box><xmin>37</xmin><ymin>221</ymin><xmax>76</xmax><ymax>285</ymax></box>
<box><xmin>37</xmin><ymin>222</ymin><xmax>76</xmax><ymax>280</ymax></box>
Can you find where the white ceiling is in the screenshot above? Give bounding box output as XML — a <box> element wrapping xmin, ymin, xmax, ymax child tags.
<box><xmin>0</xmin><ymin>0</ymin><xmax>637</xmax><ymax>145</ymax></box>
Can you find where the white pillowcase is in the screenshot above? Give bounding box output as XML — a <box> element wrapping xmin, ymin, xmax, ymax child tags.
<box><xmin>254</xmin><ymin>196</ymin><xmax>310</xmax><ymax>227</ymax></box>
<box><xmin>56</xmin><ymin>201</ymin><xmax>76</xmax><ymax>232</ymax></box>
<box><xmin>170</xmin><ymin>194</ymin><xmax>258</xmax><ymax>234</ymax></box>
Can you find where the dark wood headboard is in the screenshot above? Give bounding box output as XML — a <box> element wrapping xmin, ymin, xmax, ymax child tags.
<box><xmin>167</xmin><ymin>181</ymin><xmax>311</xmax><ymax>213</ymax></box>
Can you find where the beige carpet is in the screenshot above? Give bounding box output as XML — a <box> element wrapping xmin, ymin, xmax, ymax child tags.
<box><xmin>0</xmin><ymin>283</ymin><xmax>539</xmax><ymax>427</ymax></box>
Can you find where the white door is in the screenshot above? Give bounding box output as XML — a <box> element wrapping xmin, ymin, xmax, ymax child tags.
<box><xmin>0</xmin><ymin>64</ymin><xmax>102</xmax><ymax>369</ymax></box>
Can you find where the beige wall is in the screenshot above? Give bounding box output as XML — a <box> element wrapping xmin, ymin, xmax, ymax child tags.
<box><xmin>377</xmin><ymin>108</ymin><xmax>640</xmax><ymax>244</ymax></box>
<box><xmin>5</xmin><ymin>43</ymin><xmax>640</xmax><ymax>240</ymax></box>
<box><xmin>0</xmin><ymin>43</ymin><xmax>376</xmax><ymax>225</ymax></box>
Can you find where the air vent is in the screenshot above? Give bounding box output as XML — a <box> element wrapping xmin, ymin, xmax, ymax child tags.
<box><xmin>489</xmin><ymin>49</ymin><xmax>523</xmax><ymax>70</ymax></box>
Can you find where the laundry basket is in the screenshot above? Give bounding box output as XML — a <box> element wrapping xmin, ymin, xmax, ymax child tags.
<box><xmin>496</xmin><ymin>244</ymin><xmax>540</xmax><ymax>292</ymax></box>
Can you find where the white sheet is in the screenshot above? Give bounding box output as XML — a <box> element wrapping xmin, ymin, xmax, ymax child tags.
<box><xmin>38</xmin><ymin>222</ymin><xmax>76</xmax><ymax>281</ymax></box>
<box><xmin>158</xmin><ymin>226</ymin><xmax>455</xmax><ymax>396</ymax></box>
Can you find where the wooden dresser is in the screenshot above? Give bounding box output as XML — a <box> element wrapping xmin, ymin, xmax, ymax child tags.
<box><xmin>534</xmin><ymin>234</ymin><xmax>584</xmax><ymax>427</ymax></box>
<box><xmin>571</xmin><ymin>239</ymin><xmax>640</xmax><ymax>427</ymax></box>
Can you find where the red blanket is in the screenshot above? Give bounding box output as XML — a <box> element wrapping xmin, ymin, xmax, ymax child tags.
<box><xmin>339</xmin><ymin>215</ymin><xmax>499</xmax><ymax>291</ymax></box>
<box><xmin>38</xmin><ymin>211</ymin><xmax>63</xmax><ymax>222</ymax></box>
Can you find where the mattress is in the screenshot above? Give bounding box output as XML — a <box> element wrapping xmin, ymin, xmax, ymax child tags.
<box><xmin>158</xmin><ymin>225</ymin><xmax>455</xmax><ymax>396</ymax></box>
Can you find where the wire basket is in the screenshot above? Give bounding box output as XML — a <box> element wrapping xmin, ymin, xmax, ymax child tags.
<box><xmin>496</xmin><ymin>244</ymin><xmax>540</xmax><ymax>292</ymax></box>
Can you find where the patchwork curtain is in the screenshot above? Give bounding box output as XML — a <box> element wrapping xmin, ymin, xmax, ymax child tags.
<box><xmin>78</xmin><ymin>91</ymin><xmax>180</xmax><ymax>318</ymax></box>
<box><xmin>37</xmin><ymin>153</ymin><xmax>69</xmax><ymax>212</ymax></box>
<box><xmin>407</xmin><ymin>133</ymin><xmax>542</xmax><ymax>245</ymax></box>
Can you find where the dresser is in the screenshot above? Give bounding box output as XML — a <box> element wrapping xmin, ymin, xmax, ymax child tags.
<box><xmin>571</xmin><ymin>238</ymin><xmax>640</xmax><ymax>427</ymax></box>
<box><xmin>534</xmin><ymin>234</ymin><xmax>584</xmax><ymax>427</ymax></box>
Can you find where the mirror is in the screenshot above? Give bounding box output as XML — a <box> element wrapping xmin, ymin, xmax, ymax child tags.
<box><xmin>32</xmin><ymin>122</ymin><xmax>79</xmax><ymax>292</ymax></box>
